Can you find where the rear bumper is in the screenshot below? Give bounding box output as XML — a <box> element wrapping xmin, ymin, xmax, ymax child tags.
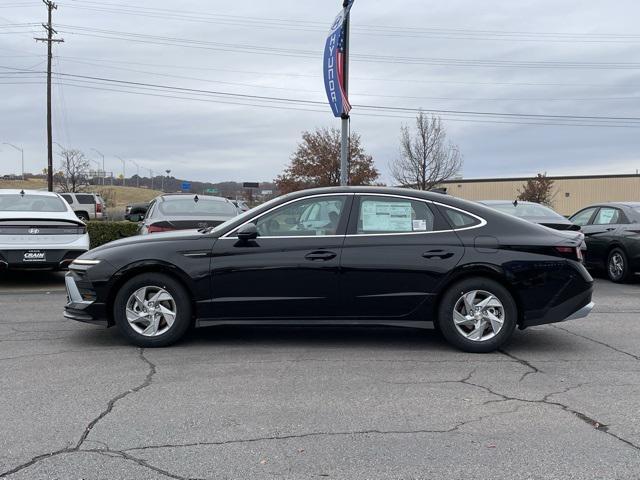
<box><xmin>520</xmin><ymin>285</ymin><xmax>594</xmax><ymax>328</ymax></box>
<box><xmin>0</xmin><ymin>249</ymin><xmax>85</xmax><ymax>270</ymax></box>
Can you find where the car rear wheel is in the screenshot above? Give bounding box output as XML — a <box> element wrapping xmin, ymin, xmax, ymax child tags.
<box><xmin>438</xmin><ymin>277</ymin><xmax>517</xmax><ymax>353</ymax></box>
<box><xmin>607</xmin><ymin>248</ymin><xmax>630</xmax><ymax>283</ymax></box>
<box><xmin>114</xmin><ymin>273</ymin><xmax>192</xmax><ymax>347</ymax></box>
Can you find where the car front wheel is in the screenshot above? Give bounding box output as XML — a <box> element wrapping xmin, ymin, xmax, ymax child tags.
<box><xmin>607</xmin><ymin>248</ymin><xmax>630</xmax><ymax>283</ymax></box>
<box><xmin>114</xmin><ymin>273</ymin><xmax>192</xmax><ymax>347</ymax></box>
<box><xmin>438</xmin><ymin>277</ymin><xmax>517</xmax><ymax>353</ymax></box>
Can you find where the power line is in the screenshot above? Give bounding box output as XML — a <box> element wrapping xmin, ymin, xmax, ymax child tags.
<box><xmin>55</xmin><ymin>1</ymin><xmax>640</xmax><ymax>44</ymax></box>
<box><xmin>55</xmin><ymin>25</ymin><xmax>640</xmax><ymax>70</ymax></box>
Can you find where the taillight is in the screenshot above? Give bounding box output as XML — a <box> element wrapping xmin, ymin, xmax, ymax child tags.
<box><xmin>147</xmin><ymin>224</ymin><xmax>174</xmax><ymax>234</ymax></box>
<box><xmin>555</xmin><ymin>246</ymin><xmax>582</xmax><ymax>262</ymax></box>
<box><xmin>96</xmin><ymin>203</ymin><xmax>102</xmax><ymax>213</ymax></box>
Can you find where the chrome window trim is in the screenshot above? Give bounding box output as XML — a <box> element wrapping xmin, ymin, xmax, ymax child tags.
<box><xmin>219</xmin><ymin>192</ymin><xmax>486</xmax><ymax>240</ymax></box>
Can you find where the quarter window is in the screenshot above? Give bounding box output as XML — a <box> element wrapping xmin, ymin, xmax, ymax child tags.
<box><xmin>355</xmin><ymin>196</ymin><xmax>435</xmax><ymax>234</ymax></box>
<box><xmin>570</xmin><ymin>208</ymin><xmax>597</xmax><ymax>227</ymax></box>
<box><xmin>252</xmin><ymin>196</ymin><xmax>347</xmax><ymax>237</ymax></box>
<box><xmin>441</xmin><ymin>206</ymin><xmax>481</xmax><ymax>229</ymax></box>
<box><xmin>76</xmin><ymin>194</ymin><xmax>95</xmax><ymax>204</ymax></box>
<box><xmin>61</xmin><ymin>194</ymin><xmax>73</xmax><ymax>204</ymax></box>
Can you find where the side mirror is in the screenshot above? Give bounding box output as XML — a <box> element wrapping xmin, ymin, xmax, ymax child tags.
<box><xmin>237</xmin><ymin>223</ymin><xmax>258</xmax><ymax>241</ymax></box>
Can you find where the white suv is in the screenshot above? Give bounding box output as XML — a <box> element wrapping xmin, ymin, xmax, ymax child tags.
<box><xmin>60</xmin><ymin>193</ymin><xmax>107</xmax><ymax>221</ymax></box>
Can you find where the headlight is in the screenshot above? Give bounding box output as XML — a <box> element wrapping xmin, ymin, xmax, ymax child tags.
<box><xmin>72</xmin><ymin>259</ymin><xmax>101</xmax><ymax>266</ymax></box>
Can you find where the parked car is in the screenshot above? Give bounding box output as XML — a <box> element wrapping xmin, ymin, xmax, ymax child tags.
<box><xmin>64</xmin><ymin>187</ymin><xmax>593</xmax><ymax>353</ymax></box>
<box><xmin>479</xmin><ymin>200</ymin><xmax>579</xmax><ymax>231</ymax></box>
<box><xmin>0</xmin><ymin>189</ymin><xmax>89</xmax><ymax>270</ymax></box>
<box><xmin>59</xmin><ymin>192</ymin><xmax>107</xmax><ymax>221</ymax></box>
<box><xmin>124</xmin><ymin>202</ymin><xmax>149</xmax><ymax>221</ymax></box>
<box><xmin>132</xmin><ymin>194</ymin><xmax>238</xmax><ymax>234</ymax></box>
<box><xmin>569</xmin><ymin>202</ymin><xmax>640</xmax><ymax>282</ymax></box>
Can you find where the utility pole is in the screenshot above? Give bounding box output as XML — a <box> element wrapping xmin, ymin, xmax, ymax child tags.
<box><xmin>148</xmin><ymin>168</ymin><xmax>154</xmax><ymax>190</ymax></box>
<box><xmin>3</xmin><ymin>143</ymin><xmax>24</xmax><ymax>180</ymax></box>
<box><xmin>35</xmin><ymin>0</ymin><xmax>63</xmax><ymax>192</ymax></box>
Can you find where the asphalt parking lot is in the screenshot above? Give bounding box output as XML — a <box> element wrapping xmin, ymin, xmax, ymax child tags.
<box><xmin>1</xmin><ymin>274</ymin><xmax>640</xmax><ymax>479</ymax></box>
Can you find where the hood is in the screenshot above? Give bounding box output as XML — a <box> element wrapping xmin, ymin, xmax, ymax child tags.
<box><xmin>89</xmin><ymin>228</ymin><xmax>207</xmax><ymax>255</ymax></box>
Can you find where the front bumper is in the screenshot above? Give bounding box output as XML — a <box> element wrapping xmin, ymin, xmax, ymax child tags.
<box><xmin>63</xmin><ymin>271</ymin><xmax>109</xmax><ymax>325</ymax></box>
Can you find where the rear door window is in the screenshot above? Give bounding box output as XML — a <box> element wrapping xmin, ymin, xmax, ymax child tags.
<box><xmin>593</xmin><ymin>207</ymin><xmax>623</xmax><ymax>225</ymax></box>
<box><xmin>355</xmin><ymin>196</ymin><xmax>435</xmax><ymax>234</ymax></box>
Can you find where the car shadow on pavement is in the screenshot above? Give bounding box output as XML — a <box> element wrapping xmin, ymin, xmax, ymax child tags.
<box><xmin>0</xmin><ymin>270</ymin><xmax>66</xmax><ymax>291</ymax></box>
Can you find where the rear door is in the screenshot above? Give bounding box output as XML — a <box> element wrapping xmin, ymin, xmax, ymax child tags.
<box><xmin>339</xmin><ymin>194</ymin><xmax>464</xmax><ymax>319</ymax></box>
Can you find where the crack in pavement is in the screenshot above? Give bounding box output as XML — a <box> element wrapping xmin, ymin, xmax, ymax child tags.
<box><xmin>498</xmin><ymin>348</ymin><xmax>541</xmax><ymax>381</ymax></box>
<box><xmin>457</xmin><ymin>374</ymin><xmax>640</xmax><ymax>453</ymax></box>
<box><xmin>0</xmin><ymin>348</ymin><xmax>166</xmax><ymax>479</ymax></box>
<box><xmin>551</xmin><ymin>324</ymin><xmax>640</xmax><ymax>362</ymax></box>
<box><xmin>121</xmin><ymin>406</ymin><xmax>520</xmax><ymax>455</ymax></box>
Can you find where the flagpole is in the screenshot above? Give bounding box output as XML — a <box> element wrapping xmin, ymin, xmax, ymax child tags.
<box><xmin>339</xmin><ymin>0</ymin><xmax>350</xmax><ymax>186</ymax></box>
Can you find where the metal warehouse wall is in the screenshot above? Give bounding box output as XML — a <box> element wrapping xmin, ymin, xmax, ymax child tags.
<box><xmin>440</xmin><ymin>175</ymin><xmax>640</xmax><ymax>216</ymax></box>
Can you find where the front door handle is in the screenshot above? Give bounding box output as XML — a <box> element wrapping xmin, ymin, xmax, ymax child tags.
<box><xmin>422</xmin><ymin>249</ymin><xmax>454</xmax><ymax>260</ymax></box>
<box><xmin>305</xmin><ymin>250</ymin><xmax>337</xmax><ymax>261</ymax></box>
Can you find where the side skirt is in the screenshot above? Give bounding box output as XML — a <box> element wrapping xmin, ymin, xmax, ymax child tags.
<box><xmin>197</xmin><ymin>319</ymin><xmax>434</xmax><ymax>329</ymax></box>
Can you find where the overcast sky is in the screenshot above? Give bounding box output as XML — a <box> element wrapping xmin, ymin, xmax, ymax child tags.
<box><xmin>2</xmin><ymin>0</ymin><xmax>640</xmax><ymax>184</ymax></box>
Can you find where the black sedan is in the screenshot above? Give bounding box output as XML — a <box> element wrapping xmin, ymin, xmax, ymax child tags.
<box><xmin>569</xmin><ymin>202</ymin><xmax>640</xmax><ymax>282</ymax></box>
<box><xmin>479</xmin><ymin>200</ymin><xmax>579</xmax><ymax>231</ymax></box>
<box><xmin>64</xmin><ymin>187</ymin><xmax>593</xmax><ymax>353</ymax></box>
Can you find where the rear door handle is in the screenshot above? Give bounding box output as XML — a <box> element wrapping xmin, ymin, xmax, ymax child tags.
<box><xmin>605</xmin><ymin>227</ymin><xmax>615</xmax><ymax>231</ymax></box>
<box><xmin>305</xmin><ymin>250</ymin><xmax>337</xmax><ymax>261</ymax></box>
<box><xmin>422</xmin><ymin>249</ymin><xmax>454</xmax><ymax>260</ymax></box>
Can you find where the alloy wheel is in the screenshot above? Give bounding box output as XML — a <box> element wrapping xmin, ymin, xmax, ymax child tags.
<box><xmin>453</xmin><ymin>290</ymin><xmax>505</xmax><ymax>342</ymax></box>
<box><xmin>125</xmin><ymin>286</ymin><xmax>177</xmax><ymax>337</ymax></box>
<box><xmin>608</xmin><ymin>252</ymin><xmax>625</xmax><ymax>281</ymax></box>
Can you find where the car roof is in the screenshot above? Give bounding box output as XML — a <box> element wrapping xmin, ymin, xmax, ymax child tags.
<box><xmin>579</xmin><ymin>202</ymin><xmax>640</xmax><ymax>209</ymax></box>
<box><xmin>480</xmin><ymin>200</ymin><xmax>538</xmax><ymax>205</ymax></box>
<box><xmin>0</xmin><ymin>189</ymin><xmax>61</xmax><ymax>196</ymax></box>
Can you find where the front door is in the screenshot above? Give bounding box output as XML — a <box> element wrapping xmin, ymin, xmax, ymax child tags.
<box><xmin>207</xmin><ymin>194</ymin><xmax>352</xmax><ymax>319</ymax></box>
<box><xmin>339</xmin><ymin>194</ymin><xmax>464</xmax><ymax>319</ymax></box>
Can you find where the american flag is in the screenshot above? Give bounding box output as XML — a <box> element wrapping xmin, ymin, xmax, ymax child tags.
<box><xmin>336</xmin><ymin>22</ymin><xmax>351</xmax><ymax>115</ymax></box>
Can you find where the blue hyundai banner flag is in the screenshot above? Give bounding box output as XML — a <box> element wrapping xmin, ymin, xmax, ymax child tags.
<box><xmin>323</xmin><ymin>0</ymin><xmax>354</xmax><ymax>118</ymax></box>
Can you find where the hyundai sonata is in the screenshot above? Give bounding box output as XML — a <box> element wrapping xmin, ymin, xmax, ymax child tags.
<box><xmin>64</xmin><ymin>187</ymin><xmax>593</xmax><ymax>353</ymax></box>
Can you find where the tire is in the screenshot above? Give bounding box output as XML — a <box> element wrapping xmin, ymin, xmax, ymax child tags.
<box><xmin>76</xmin><ymin>212</ymin><xmax>90</xmax><ymax>222</ymax></box>
<box><xmin>607</xmin><ymin>248</ymin><xmax>630</xmax><ymax>283</ymax></box>
<box><xmin>438</xmin><ymin>277</ymin><xmax>517</xmax><ymax>353</ymax></box>
<box><xmin>113</xmin><ymin>273</ymin><xmax>192</xmax><ymax>347</ymax></box>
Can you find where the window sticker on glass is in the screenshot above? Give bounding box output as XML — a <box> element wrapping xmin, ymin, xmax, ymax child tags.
<box><xmin>598</xmin><ymin>209</ymin><xmax>616</xmax><ymax>224</ymax></box>
<box><xmin>412</xmin><ymin>219</ymin><xmax>427</xmax><ymax>231</ymax></box>
<box><xmin>361</xmin><ymin>201</ymin><xmax>412</xmax><ymax>231</ymax></box>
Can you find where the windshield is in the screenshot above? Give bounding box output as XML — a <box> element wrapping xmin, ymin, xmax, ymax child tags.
<box><xmin>0</xmin><ymin>194</ymin><xmax>67</xmax><ymax>212</ymax></box>
<box><xmin>157</xmin><ymin>197</ymin><xmax>237</xmax><ymax>217</ymax></box>
<box><xmin>489</xmin><ymin>202</ymin><xmax>564</xmax><ymax>219</ymax></box>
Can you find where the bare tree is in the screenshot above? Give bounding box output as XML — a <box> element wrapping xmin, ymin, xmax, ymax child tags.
<box><xmin>390</xmin><ymin>112</ymin><xmax>462</xmax><ymax>190</ymax></box>
<box><xmin>517</xmin><ymin>173</ymin><xmax>556</xmax><ymax>206</ymax></box>
<box><xmin>55</xmin><ymin>149</ymin><xmax>90</xmax><ymax>193</ymax></box>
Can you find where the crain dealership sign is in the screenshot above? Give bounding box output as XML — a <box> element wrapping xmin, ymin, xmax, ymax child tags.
<box><xmin>323</xmin><ymin>0</ymin><xmax>354</xmax><ymax>118</ymax></box>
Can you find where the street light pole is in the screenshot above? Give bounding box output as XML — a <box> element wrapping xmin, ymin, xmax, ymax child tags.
<box><xmin>90</xmin><ymin>148</ymin><xmax>105</xmax><ymax>186</ymax></box>
<box><xmin>3</xmin><ymin>143</ymin><xmax>24</xmax><ymax>180</ymax></box>
<box><xmin>132</xmin><ymin>160</ymin><xmax>140</xmax><ymax>187</ymax></box>
<box><xmin>116</xmin><ymin>156</ymin><xmax>126</xmax><ymax>186</ymax></box>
